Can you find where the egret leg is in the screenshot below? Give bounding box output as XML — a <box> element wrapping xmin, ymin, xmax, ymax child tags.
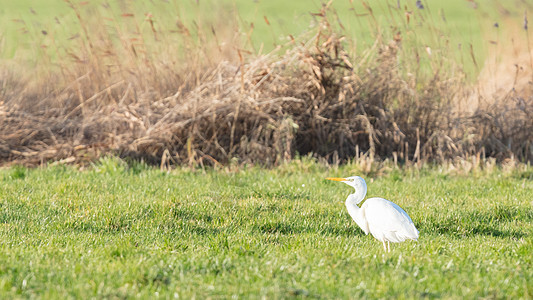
<box><xmin>387</xmin><ymin>241</ymin><xmax>391</xmax><ymax>252</ymax></box>
<box><xmin>382</xmin><ymin>241</ymin><xmax>387</xmax><ymax>251</ymax></box>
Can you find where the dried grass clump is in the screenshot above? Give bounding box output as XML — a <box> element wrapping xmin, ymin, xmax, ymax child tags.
<box><xmin>470</xmin><ymin>18</ymin><xmax>533</xmax><ymax>162</ymax></box>
<box><xmin>0</xmin><ymin>3</ymin><xmax>532</xmax><ymax>167</ymax></box>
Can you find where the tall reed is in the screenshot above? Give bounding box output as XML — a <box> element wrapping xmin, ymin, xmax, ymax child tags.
<box><xmin>0</xmin><ymin>1</ymin><xmax>531</xmax><ymax>167</ymax></box>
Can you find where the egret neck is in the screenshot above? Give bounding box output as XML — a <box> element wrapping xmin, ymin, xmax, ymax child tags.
<box><xmin>345</xmin><ymin>183</ymin><xmax>369</xmax><ymax>235</ymax></box>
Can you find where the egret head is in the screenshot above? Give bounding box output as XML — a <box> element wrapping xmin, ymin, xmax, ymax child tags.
<box><xmin>326</xmin><ymin>176</ymin><xmax>366</xmax><ymax>190</ymax></box>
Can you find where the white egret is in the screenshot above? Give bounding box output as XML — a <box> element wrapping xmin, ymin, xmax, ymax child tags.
<box><xmin>326</xmin><ymin>176</ymin><xmax>419</xmax><ymax>252</ymax></box>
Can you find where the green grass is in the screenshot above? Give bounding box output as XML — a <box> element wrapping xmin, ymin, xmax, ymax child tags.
<box><xmin>2</xmin><ymin>0</ymin><xmax>527</xmax><ymax>83</ymax></box>
<box><xmin>0</xmin><ymin>158</ymin><xmax>532</xmax><ymax>298</ymax></box>
<box><xmin>0</xmin><ymin>0</ymin><xmax>495</xmax><ymax>70</ymax></box>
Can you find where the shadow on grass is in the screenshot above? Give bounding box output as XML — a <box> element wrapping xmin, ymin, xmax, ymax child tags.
<box><xmin>252</xmin><ymin>221</ymin><xmax>361</xmax><ymax>237</ymax></box>
<box><xmin>422</xmin><ymin>205</ymin><xmax>532</xmax><ymax>239</ymax></box>
<box><xmin>172</xmin><ymin>207</ymin><xmax>214</xmax><ymax>223</ymax></box>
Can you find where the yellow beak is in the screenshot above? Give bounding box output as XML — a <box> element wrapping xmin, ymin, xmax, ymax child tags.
<box><xmin>326</xmin><ymin>177</ymin><xmax>347</xmax><ymax>182</ymax></box>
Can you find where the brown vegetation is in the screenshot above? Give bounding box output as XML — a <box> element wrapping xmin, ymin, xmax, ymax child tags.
<box><xmin>0</xmin><ymin>2</ymin><xmax>532</xmax><ymax>167</ymax></box>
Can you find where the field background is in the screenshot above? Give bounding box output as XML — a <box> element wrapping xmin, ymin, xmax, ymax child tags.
<box><xmin>1</xmin><ymin>0</ymin><xmax>488</xmax><ymax>73</ymax></box>
<box><xmin>1</xmin><ymin>0</ymin><xmax>533</xmax><ymax>298</ymax></box>
<box><xmin>1</xmin><ymin>0</ymin><xmax>486</xmax><ymax>45</ymax></box>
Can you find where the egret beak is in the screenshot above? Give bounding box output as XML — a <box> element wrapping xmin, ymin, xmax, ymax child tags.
<box><xmin>326</xmin><ymin>177</ymin><xmax>347</xmax><ymax>182</ymax></box>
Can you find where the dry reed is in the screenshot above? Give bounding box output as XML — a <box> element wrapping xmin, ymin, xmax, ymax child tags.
<box><xmin>0</xmin><ymin>2</ymin><xmax>531</xmax><ymax>167</ymax></box>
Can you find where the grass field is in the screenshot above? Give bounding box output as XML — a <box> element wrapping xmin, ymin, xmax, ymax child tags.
<box><xmin>1</xmin><ymin>0</ymin><xmax>486</xmax><ymax>45</ymax></box>
<box><xmin>0</xmin><ymin>158</ymin><xmax>532</xmax><ymax>298</ymax></box>
<box><xmin>1</xmin><ymin>0</ymin><xmax>491</xmax><ymax>71</ymax></box>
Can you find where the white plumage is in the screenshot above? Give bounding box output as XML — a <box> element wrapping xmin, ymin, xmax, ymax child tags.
<box><xmin>327</xmin><ymin>176</ymin><xmax>419</xmax><ymax>252</ymax></box>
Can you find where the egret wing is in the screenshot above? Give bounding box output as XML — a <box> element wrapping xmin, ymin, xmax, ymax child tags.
<box><xmin>363</xmin><ymin>197</ymin><xmax>419</xmax><ymax>242</ymax></box>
